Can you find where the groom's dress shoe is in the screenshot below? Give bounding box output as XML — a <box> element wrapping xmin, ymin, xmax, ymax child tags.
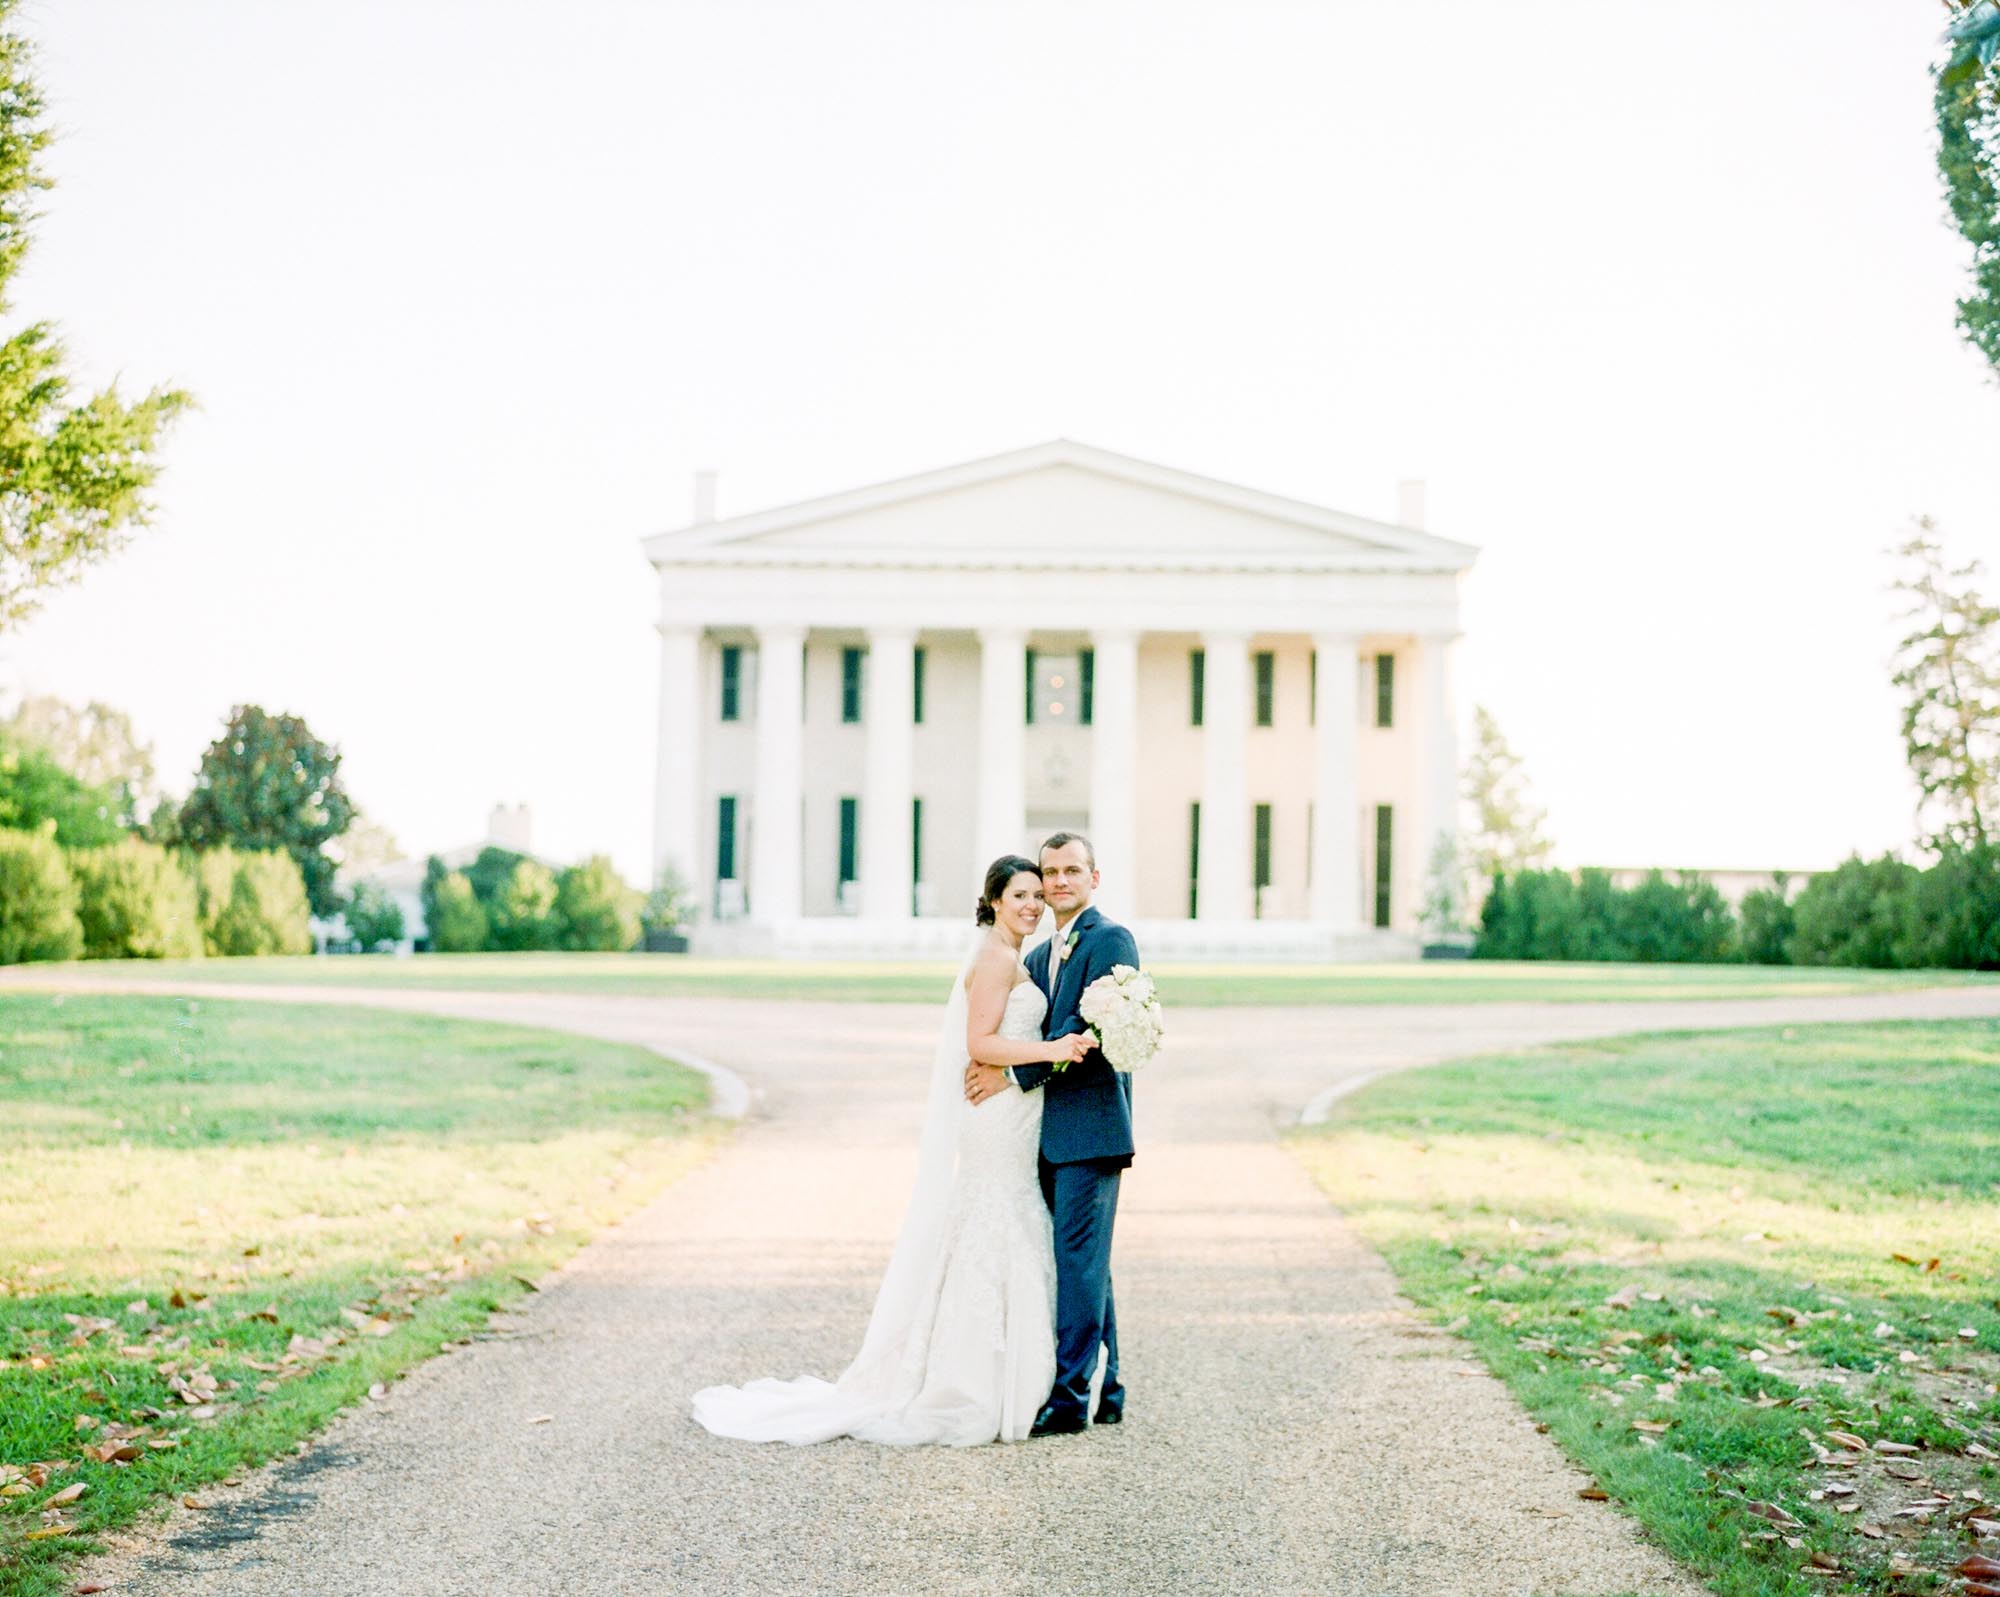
<box><xmin>1093</xmin><ymin>1398</ymin><xmax>1122</xmax><ymax>1425</ymax></box>
<box><xmin>1030</xmin><ymin>1403</ymin><xmax>1088</xmax><ymax>1437</ymax></box>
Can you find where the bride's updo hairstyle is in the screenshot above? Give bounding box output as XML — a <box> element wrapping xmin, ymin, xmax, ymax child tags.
<box><xmin>975</xmin><ymin>855</ymin><xmax>1040</xmax><ymax>926</ymax></box>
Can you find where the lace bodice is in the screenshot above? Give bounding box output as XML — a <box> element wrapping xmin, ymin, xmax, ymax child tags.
<box><xmin>997</xmin><ymin>978</ymin><xmax>1047</xmax><ymax>1043</ymax></box>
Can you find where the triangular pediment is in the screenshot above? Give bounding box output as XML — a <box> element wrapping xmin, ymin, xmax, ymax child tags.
<box><xmin>643</xmin><ymin>440</ymin><xmax>1476</xmax><ymax>571</ymax></box>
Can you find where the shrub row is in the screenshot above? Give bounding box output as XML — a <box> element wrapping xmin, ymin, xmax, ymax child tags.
<box><xmin>1476</xmin><ymin>849</ymin><xmax>2000</xmax><ymax>969</ymax></box>
<box><xmin>0</xmin><ymin>825</ymin><xmax>311</xmax><ymax>964</ymax></box>
<box><xmin>421</xmin><ymin>849</ymin><xmax>643</xmax><ymax>954</ymax></box>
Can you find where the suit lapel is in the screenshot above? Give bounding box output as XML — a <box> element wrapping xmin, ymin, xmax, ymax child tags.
<box><xmin>1053</xmin><ymin>907</ymin><xmax>1101</xmax><ymax>1017</ymax></box>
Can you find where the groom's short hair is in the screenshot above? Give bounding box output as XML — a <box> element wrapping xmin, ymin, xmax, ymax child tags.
<box><xmin>1040</xmin><ymin>831</ymin><xmax>1096</xmax><ymax>869</ymax></box>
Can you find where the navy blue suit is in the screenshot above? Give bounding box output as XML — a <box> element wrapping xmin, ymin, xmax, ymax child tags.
<box><xmin>1016</xmin><ymin>905</ymin><xmax>1138</xmax><ymax>1420</ymax></box>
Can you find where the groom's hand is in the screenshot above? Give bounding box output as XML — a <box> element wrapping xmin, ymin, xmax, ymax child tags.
<box><xmin>965</xmin><ymin>1063</ymin><xmax>1008</xmax><ymax>1105</ymax></box>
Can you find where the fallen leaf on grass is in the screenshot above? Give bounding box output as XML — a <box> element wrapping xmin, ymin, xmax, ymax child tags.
<box><xmin>46</xmin><ymin>1482</ymin><xmax>86</xmax><ymax>1506</ymax></box>
<box><xmin>24</xmin><ymin>1526</ymin><xmax>72</xmax><ymax>1540</ymax></box>
<box><xmin>1578</xmin><ymin>1486</ymin><xmax>1610</xmax><ymax>1501</ymax></box>
<box><xmin>1873</xmin><ymin>1440</ymin><xmax>1919</xmax><ymax>1455</ymax></box>
<box><xmin>1826</xmin><ymin>1430</ymin><xmax>1869</xmax><ymax>1452</ymax></box>
<box><xmin>526</xmin><ymin>1414</ymin><xmax>553</xmax><ymax>1425</ymax></box>
<box><xmin>1960</xmin><ymin>1555</ymin><xmax>2000</xmax><ymax>1580</ymax></box>
<box><xmin>181</xmin><ymin>1495</ymin><xmax>210</xmax><ymax>1510</ymax></box>
<box><xmin>1746</xmin><ymin>1500</ymin><xmax>1804</xmax><ymax>1529</ymax></box>
<box><xmin>1631</xmin><ymin>1420</ymin><xmax>1672</xmax><ymax>1434</ymax></box>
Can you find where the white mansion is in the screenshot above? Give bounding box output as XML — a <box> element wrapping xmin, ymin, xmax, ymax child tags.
<box><xmin>645</xmin><ymin>440</ymin><xmax>1478</xmax><ymax>957</ymax></box>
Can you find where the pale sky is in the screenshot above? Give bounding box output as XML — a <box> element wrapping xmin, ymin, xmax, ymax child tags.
<box><xmin>4</xmin><ymin>0</ymin><xmax>1995</xmax><ymax>890</ymax></box>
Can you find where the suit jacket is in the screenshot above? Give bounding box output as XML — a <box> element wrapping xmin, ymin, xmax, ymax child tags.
<box><xmin>1015</xmin><ymin>905</ymin><xmax>1138</xmax><ymax>1167</ymax></box>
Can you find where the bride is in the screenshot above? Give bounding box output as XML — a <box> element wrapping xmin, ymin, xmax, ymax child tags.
<box><xmin>689</xmin><ymin>854</ymin><xmax>1092</xmax><ymax>1446</ymax></box>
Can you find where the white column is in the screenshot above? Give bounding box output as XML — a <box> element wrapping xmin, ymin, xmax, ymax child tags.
<box><xmin>861</xmin><ymin>628</ymin><xmax>917</xmax><ymax>920</ymax></box>
<box><xmin>1310</xmin><ymin>634</ymin><xmax>1362</xmax><ymax>931</ymax></box>
<box><xmin>749</xmin><ymin>625</ymin><xmax>805</xmax><ymax>924</ymax></box>
<box><xmin>1417</xmin><ymin>631</ymin><xmax>1462</xmax><ymax>893</ymax></box>
<box><xmin>1087</xmin><ymin>630</ymin><xmax>1140</xmax><ymax>920</ymax></box>
<box><xmin>1197</xmin><ymin>630</ymin><xmax>1251</xmax><ymax>922</ymax></box>
<box><xmin>975</xmin><ymin>628</ymin><xmax>1027</xmax><ymax>862</ymax></box>
<box><xmin>652</xmin><ymin>624</ymin><xmax>703</xmax><ymax>907</ymax></box>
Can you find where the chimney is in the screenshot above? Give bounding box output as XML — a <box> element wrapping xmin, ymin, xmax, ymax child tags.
<box><xmin>693</xmin><ymin>470</ymin><xmax>718</xmax><ymax>525</ymax></box>
<box><xmin>1397</xmin><ymin>478</ymin><xmax>1427</xmax><ymax>531</ymax></box>
<box><xmin>487</xmin><ymin>801</ymin><xmax>533</xmax><ymax>854</ymax></box>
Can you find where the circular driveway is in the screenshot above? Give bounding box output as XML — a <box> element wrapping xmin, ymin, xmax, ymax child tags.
<box><xmin>25</xmin><ymin>972</ymin><xmax>2000</xmax><ymax>1596</ymax></box>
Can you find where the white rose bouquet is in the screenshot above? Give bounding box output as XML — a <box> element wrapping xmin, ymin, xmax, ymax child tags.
<box><xmin>1068</xmin><ymin>964</ymin><xmax>1165</xmax><ymax>1073</ymax></box>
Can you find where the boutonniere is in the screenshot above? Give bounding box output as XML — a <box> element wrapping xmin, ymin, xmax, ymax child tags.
<box><xmin>1064</xmin><ymin>928</ymin><xmax>1080</xmax><ymax>954</ymax></box>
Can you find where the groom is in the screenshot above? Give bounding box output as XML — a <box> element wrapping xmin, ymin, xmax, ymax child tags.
<box><xmin>965</xmin><ymin>831</ymin><xmax>1137</xmax><ymax>1436</ymax></box>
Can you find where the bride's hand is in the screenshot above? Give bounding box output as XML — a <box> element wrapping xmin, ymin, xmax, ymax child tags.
<box><xmin>1050</xmin><ymin>1032</ymin><xmax>1092</xmax><ymax>1065</ymax></box>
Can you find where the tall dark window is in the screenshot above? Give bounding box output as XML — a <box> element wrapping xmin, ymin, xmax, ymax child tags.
<box><xmin>1374</xmin><ymin>804</ymin><xmax>1393</xmax><ymax>928</ymax></box>
<box><xmin>838</xmin><ymin>797</ymin><xmax>859</xmax><ymax>887</ymax></box>
<box><xmin>1187</xmin><ymin>801</ymin><xmax>1201</xmax><ymax>919</ymax></box>
<box><xmin>1254</xmin><ymin>652</ymin><xmax>1276</xmax><ymax>727</ymax></box>
<box><xmin>1375</xmin><ymin>652</ymin><xmax>1395</xmax><ymax>729</ymax></box>
<box><xmin>1189</xmin><ymin>649</ymin><xmax>1206</xmax><ymax>727</ymax></box>
<box><xmin>912</xmin><ymin>647</ymin><xmax>927</xmax><ymax>725</ymax></box>
<box><xmin>719</xmin><ymin>646</ymin><xmax>742</xmax><ymax>722</ymax></box>
<box><xmin>841</xmin><ymin>647</ymin><xmax>864</xmax><ymax>723</ymax></box>
<box><xmin>1080</xmin><ymin>649</ymin><xmax>1095</xmax><ymax>726</ymax></box>
<box><xmin>1024</xmin><ymin>648</ymin><xmax>1037</xmax><ymax>725</ymax></box>
<box><xmin>716</xmin><ymin>796</ymin><xmax>738</xmax><ymax>881</ymax></box>
<box><xmin>1254</xmin><ymin>804</ymin><xmax>1273</xmax><ymax>912</ymax></box>
<box><xmin>911</xmin><ymin>797</ymin><xmax>924</xmax><ymax>896</ymax></box>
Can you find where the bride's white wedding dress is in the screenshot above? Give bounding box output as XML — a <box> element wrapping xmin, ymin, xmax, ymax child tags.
<box><xmin>690</xmin><ymin>968</ymin><xmax>1057</xmax><ymax>1446</ymax></box>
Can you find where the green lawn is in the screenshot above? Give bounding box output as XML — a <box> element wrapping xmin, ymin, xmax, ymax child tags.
<box><xmin>0</xmin><ymin>993</ymin><xmax>721</xmax><ymax>1596</ymax></box>
<box><xmin>14</xmin><ymin>951</ymin><xmax>1996</xmax><ymax>1006</ymax></box>
<box><xmin>1287</xmin><ymin>1020</ymin><xmax>2000</xmax><ymax>1597</ymax></box>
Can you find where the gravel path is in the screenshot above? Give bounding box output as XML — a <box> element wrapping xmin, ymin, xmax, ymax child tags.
<box><xmin>16</xmin><ymin>971</ymin><xmax>2000</xmax><ymax>1597</ymax></box>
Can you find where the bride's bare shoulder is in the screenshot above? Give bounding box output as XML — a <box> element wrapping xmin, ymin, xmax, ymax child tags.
<box><xmin>965</xmin><ymin>940</ymin><xmax>1018</xmax><ymax>989</ymax></box>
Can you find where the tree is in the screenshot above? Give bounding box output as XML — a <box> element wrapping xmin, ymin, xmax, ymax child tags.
<box><xmin>208</xmin><ymin>850</ymin><xmax>312</xmax><ymax>956</ymax></box>
<box><xmin>427</xmin><ymin>872</ymin><xmax>488</xmax><ymax>952</ymax></box>
<box><xmin>488</xmin><ymin>858</ymin><xmax>560</xmax><ymax>951</ymax></box>
<box><xmin>343</xmin><ymin>879</ymin><xmax>406</xmax><ymax>953</ymax></box>
<box><xmin>1418</xmin><ymin>832</ymin><xmax>1468</xmax><ymax>942</ymax></box>
<box><xmin>1735</xmin><ymin>876</ymin><xmax>1798</xmax><ymax>965</ymax></box>
<box><xmin>0</xmin><ymin>726</ymin><xmax>124</xmax><ymax>845</ymax></box>
<box><xmin>0</xmin><ymin>2</ymin><xmax>191</xmax><ymax>631</ymax></box>
<box><xmin>642</xmin><ymin>860</ymin><xmax>698</xmax><ymax>935</ymax></box>
<box><xmin>1790</xmin><ymin>855</ymin><xmax>1922</xmax><ymax>968</ymax></box>
<box><xmin>67</xmin><ymin>836</ymin><xmax>202</xmax><ymax>959</ymax></box>
<box><xmin>461</xmin><ymin>844</ymin><xmax>530</xmax><ymax>909</ymax></box>
<box><xmin>1937</xmin><ymin>1</ymin><xmax>2000</xmax><ymax>377</ymax></box>
<box><xmin>553</xmin><ymin>854</ymin><xmax>642</xmax><ymax>951</ymax></box>
<box><xmin>176</xmin><ymin>705</ymin><xmax>356</xmax><ymax>917</ymax></box>
<box><xmin>0</xmin><ymin>822</ymin><xmax>80</xmax><ymax>961</ymax></box>
<box><xmin>1462</xmin><ymin>706</ymin><xmax>1555</xmax><ymax>889</ymax></box>
<box><xmin>1890</xmin><ymin>522</ymin><xmax>2000</xmax><ymax>853</ymax></box>
<box><xmin>2</xmin><ymin>693</ymin><xmax>157</xmax><ymax>825</ymax></box>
